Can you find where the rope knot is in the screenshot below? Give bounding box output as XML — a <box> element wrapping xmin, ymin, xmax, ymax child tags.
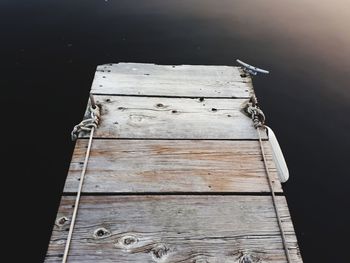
<box><xmin>245</xmin><ymin>95</ymin><xmax>265</xmax><ymax>128</ymax></box>
<box><xmin>71</xmin><ymin>105</ymin><xmax>101</xmax><ymax>141</ymax></box>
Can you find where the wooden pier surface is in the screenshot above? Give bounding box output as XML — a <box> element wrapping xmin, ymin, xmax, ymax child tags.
<box><xmin>45</xmin><ymin>63</ymin><xmax>302</xmax><ymax>262</ymax></box>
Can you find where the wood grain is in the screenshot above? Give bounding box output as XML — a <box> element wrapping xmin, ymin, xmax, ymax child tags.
<box><xmin>64</xmin><ymin>140</ymin><xmax>281</xmax><ymax>193</ymax></box>
<box><xmin>91</xmin><ymin>63</ymin><xmax>253</xmax><ymax>98</ymax></box>
<box><xmin>45</xmin><ymin>195</ymin><xmax>302</xmax><ymax>263</ymax></box>
<box><xmin>45</xmin><ymin>63</ymin><xmax>302</xmax><ymax>262</ymax></box>
<box><xmin>78</xmin><ymin>95</ymin><xmax>267</xmax><ymax>140</ymax></box>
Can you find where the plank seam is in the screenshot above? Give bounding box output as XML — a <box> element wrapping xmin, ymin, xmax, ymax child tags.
<box><xmin>62</xmin><ymin>192</ymin><xmax>285</xmax><ymax>196</ymax></box>
<box><xmin>76</xmin><ymin>137</ymin><xmax>268</xmax><ymax>141</ymax></box>
<box><xmin>90</xmin><ymin>93</ymin><xmax>250</xmax><ymax>99</ymax></box>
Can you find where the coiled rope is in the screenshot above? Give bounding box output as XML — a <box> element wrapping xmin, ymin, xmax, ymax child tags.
<box><xmin>245</xmin><ymin>96</ymin><xmax>292</xmax><ymax>263</ymax></box>
<box><xmin>63</xmin><ymin>98</ymin><xmax>100</xmax><ymax>263</ymax></box>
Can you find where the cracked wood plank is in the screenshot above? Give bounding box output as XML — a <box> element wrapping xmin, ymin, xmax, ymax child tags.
<box><xmin>91</xmin><ymin>63</ymin><xmax>253</xmax><ymax>98</ymax></box>
<box><xmin>79</xmin><ymin>95</ymin><xmax>266</xmax><ymax>140</ymax></box>
<box><xmin>64</xmin><ymin>140</ymin><xmax>281</xmax><ymax>193</ymax></box>
<box><xmin>45</xmin><ymin>195</ymin><xmax>302</xmax><ymax>263</ymax></box>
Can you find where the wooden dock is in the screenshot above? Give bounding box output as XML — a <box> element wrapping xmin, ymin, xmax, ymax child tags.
<box><xmin>45</xmin><ymin>63</ymin><xmax>302</xmax><ymax>262</ymax></box>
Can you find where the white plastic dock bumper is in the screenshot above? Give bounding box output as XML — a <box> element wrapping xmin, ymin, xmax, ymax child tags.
<box><xmin>266</xmin><ymin>126</ymin><xmax>289</xmax><ymax>183</ymax></box>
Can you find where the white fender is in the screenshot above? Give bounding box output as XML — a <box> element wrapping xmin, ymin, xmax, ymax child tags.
<box><xmin>265</xmin><ymin>126</ymin><xmax>289</xmax><ymax>183</ymax></box>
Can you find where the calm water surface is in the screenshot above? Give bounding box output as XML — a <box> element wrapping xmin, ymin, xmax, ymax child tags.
<box><xmin>1</xmin><ymin>1</ymin><xmax>349</xmax><ymax>262</ymax></box>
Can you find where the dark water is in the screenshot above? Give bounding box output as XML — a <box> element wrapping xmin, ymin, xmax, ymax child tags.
<box><xmin>1</xmin><ymin>1</ymin><xmax>349</xmax><ymax>262</ymax></box>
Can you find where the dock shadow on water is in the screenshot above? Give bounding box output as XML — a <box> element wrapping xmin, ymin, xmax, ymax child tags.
<box><xmin>1</xmin><ymin>0</ymin><xmax>349</xmax><ymax>262</ymax></box>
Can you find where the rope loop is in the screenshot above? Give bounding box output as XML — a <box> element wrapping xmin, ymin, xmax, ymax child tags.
<box><xmin>245</xmin><ymin>95</ymin><xmax>266</xmax><ymax>128</ymax></box>
<box><xmin>71</xmin><ymin>105</ymin><xmax>101</xmax><ymax>141</ymax></box>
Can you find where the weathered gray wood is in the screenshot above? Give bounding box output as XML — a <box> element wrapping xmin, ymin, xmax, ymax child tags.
<box><xmin>91</xmin><ymin>63</ymin><xmax>253</xmax><ymax>98</ymax></box>
<box><xmin>45</xmin><ymin>195</ymin><xmax>302</xmax><ymax>263</ymax></box>
<box><xmin>64</xmin><ymin>140</ymin><xmax>281</xmax><ymax>193</ymax></box>
<box><xmin>79</xmin><ymin>95</ymin><xmax>267</xmax><ymax>140</ymax></box>
<box><xmin>46</xmin><ymin>63</ymin><xmax>302</xmax><ymax>262</ymax></box>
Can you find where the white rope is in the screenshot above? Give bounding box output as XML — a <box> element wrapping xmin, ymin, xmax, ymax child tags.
<box><xmin>62</xmin><ymin>126</ymin><xmax>95</xmax><ymax>263</ymax></box>
<box><xmin>63</xmin><ymin>100</ymin><xmax>100</xmax><ymax>262</ymax></box>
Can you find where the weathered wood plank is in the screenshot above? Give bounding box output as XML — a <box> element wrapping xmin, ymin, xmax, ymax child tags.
<box><xmin>64</xmin><ymin>140</ymin><xmax>281</xmax><ymax>193</ymax></box>
<box><xmin>91</xmin><ymin>63</ymin><xmax>253</xmax><ymax>98</ymax></box>
<box><xmin>79</xmin><ymin>95</ymin><xmax>267</xmax><ymax>139</ymax></box>
<box><xmin>45</xmin><ymin>63</ymin><xmax>302</xmax><ymax>262</ymax></box>
<box><xmin>45</xmin><ymin>195</ymin><xmax>302</xmax><ymax>263</ymax></box>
